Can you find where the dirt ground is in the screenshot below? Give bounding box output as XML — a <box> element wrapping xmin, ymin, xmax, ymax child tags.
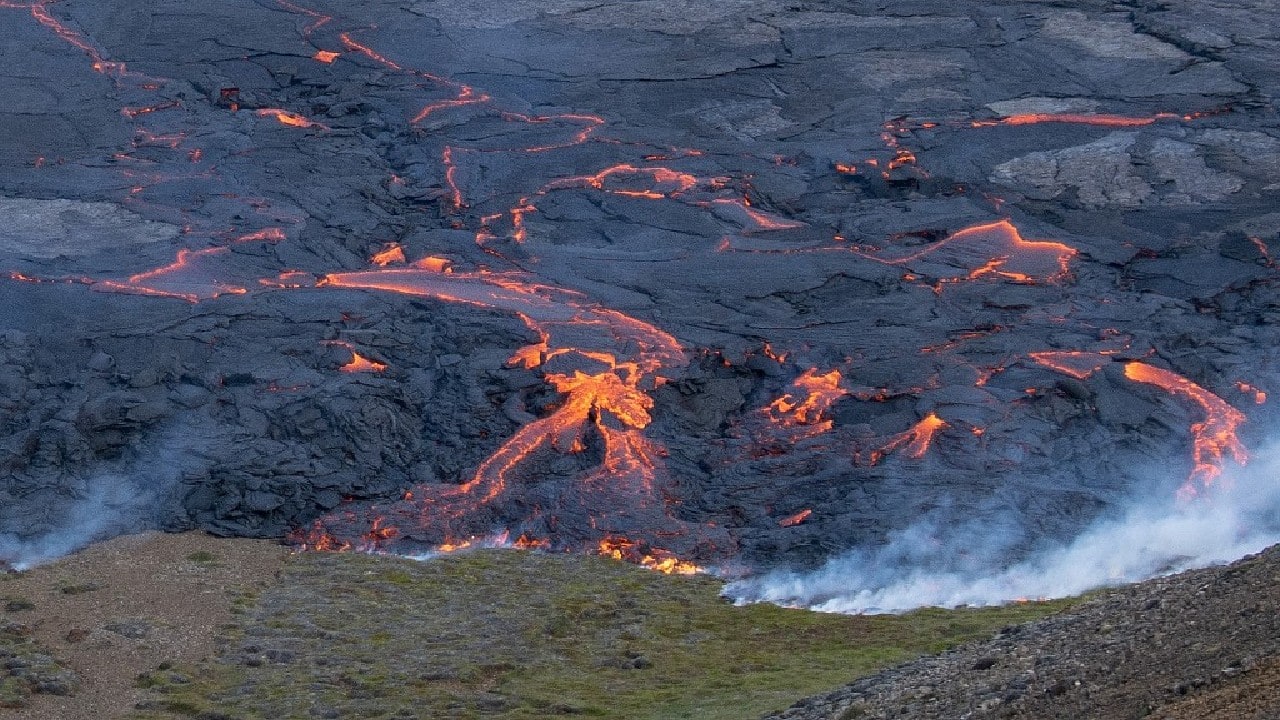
<box><xmin>1</xmin><ymin>532</ymin><xmax>289</xmax><ymax>720</ymax></box>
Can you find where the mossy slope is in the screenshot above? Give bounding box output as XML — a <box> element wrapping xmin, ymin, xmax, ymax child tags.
<box><xmin>132</xmin><ymin>550</ymin><xmax>1073</xmax><ymax>719</ymax></box>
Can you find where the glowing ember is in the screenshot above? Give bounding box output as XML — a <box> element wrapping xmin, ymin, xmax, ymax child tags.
<box><xmin>314</xmin><ymin>50</ymin><xmax>339</xmax><ymax>63</ymax></box>
<box><xmin>779</xmin><ymin>509</ymin><xmax>812</xmax><ymax>527</ymax></box>
<box><xmin>1124</xmin><ymin>362</ymin><xmax>1247</xmax><ymax>498</ymax></box>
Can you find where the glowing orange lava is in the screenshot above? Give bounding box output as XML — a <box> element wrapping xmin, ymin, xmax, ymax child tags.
<box><xmin>597</xmin><ymin>537</ymin><xmax>701</xmax><ymax>575</ymax></box>
<box><xmin>320</xmin><ymin>264</ymin><xmax>685</xmax><ymax>512</ymax></box>
<box><xmin>1235</xmin><ymin>382</ymin><xmax>1267</xmax><ymax>405</ymax></box>
<box><xmin>862</xmin><ymin>413</ymin><xmax>948</xmax><ymax>465</ymax></box>
<box><xmin>969</xmin><ymin>110</ymin><xmax>1221</xmax><ymax>129</ymax></box>
<box><xmin>338</xmin><ymin>349</ymin><xmax>388</xmax><ymax>374</ymax></box>
<box><xmin>1124</xmin><ymin>362</ymin><xmax>1247</xmax><ymax>498</ymax></box>
<box><xmin>779</xmin><ymin>509</ymin><xmax>812</xmax><ymax>527</ymax></box>
<box><xmin>254</xmin><ymin>108</ymin><xmax>327</xmax><ymax>130</ymax></box>
<box><xmin>854</xmin><ymin>220</ymin><xmax>1077</xmax><ymax>289</ymax></box>
<box><xmin>94</xmin><ymin>248</ymin><xmax>247</xmax><ymax>302</ymax></box>
<box><xmin>1030</xmin><ymin>351</ymin><xmax>1110</xmax><ymax>379</ymax></box>
<box><xmin>766</xmin><ymin>369</ymin><xmax>849</xmax><ymax>434</ymax></box>
<box><xmin>314</xmin><ymin>50</ymin><xmax>339</xmax><ymax>63</ymax></box>
<box><xmin>371</xmin><ymin>244</ymin><xmax>407</xmax><ymax>266</ymax></box>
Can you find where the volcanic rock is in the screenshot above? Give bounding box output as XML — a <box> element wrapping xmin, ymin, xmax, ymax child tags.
<box><xmin>0</xmin><ymin>0</ymin><xmax>1277</xmax><ymax>577</ymax></box>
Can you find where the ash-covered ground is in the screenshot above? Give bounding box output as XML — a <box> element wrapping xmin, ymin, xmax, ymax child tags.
<box><xmin>2</xmin><ymin>0</ymin><xmax>1279</xmax><ymax>587</ymax></box>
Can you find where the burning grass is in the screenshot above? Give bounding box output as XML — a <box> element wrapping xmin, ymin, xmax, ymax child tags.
<box><xmin>129</xmin><ymin>549</ymin><xmax>1075</xmax><ymax>719</ymax></box>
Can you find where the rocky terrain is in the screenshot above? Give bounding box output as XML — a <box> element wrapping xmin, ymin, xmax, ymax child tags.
<box><xmin>767</xmin><ymin>542</ymin><xmax>1280</xmax><ymax>720</ymax></box>
<box><xmin>2</xmin><ymin>0</ymin><xmax>1279</xmax><ymax>671</ymax></box>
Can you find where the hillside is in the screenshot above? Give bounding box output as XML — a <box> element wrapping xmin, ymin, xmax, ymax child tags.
<box><xmin>766</xmin><ymin>544</ymin><xmax>1280</xmax><ymax>720</ymax></box>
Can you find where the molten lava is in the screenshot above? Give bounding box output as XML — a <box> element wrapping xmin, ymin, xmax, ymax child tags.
<box><xmin>766</xmin><ymin>369</ymin><xmax>849</xmax><ymax>435</ymax></box>
<box><xmin>94</xmin><ymin>248</ymin><xmax>247</xmax><ymax>303</ymax></box>
<box><xmin>1123</xmin><ymin>362</ymin><xmax>1247</xmax><ymax>498</ymax></box>
<box><xmin>598</xmin><ymin>537</ymin><xmax>701</xmax><ymax>575</ymax></box>
<box><xmin>1030</xmin><ymin>351</ymin><xmax>1110</xmax><ymax>379</ymax></box>
<box><xmin>254</xmin><ymin>108</ymin><xmax>327</xmax><ymax>130</ymax></box>
<box><xmin>853</xmin><ymin>220</ymin><xmax>1077</xmax><ymax>290</ymax></box>
<box><xmin>861</xmin><ymin>413</ymin><xmax>949</xmax><ymax>466</ymax></box>
<box><xmin>1235</xmin><ymin>382</ymin><xmax>1267</xmax><ymax>405</ymax></box>
<box><xmin>779</xmin><ymin>509</ymin><xmax>813</xmax><ymax>527</ymax></box>
<box><xmin>329</xmin><ymin>341</ymin><xmax>388</xmax><ymax>373</ymax></box>
<box><xmin>371</xmin><ymin>244</ymin><xmax>407</xmax><ymax>266</ymax></box>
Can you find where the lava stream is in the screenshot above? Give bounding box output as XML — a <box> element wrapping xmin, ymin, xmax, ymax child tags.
<box><xmin>309</xmin><ymin>263</ymin><xmax>717</xmax><ymax>559</ymax></box>
<box><xmin>1123</xmin><ymin>362</ymin><xmax>1247</xmax><ymax>498</ymax></box>
<box><xmin>860</xmin><ymin>413</ymin><xmax>949</xmax><ymax>466</ymax></box>
<box><xmin>855</xmin><ymin>219</ymin><xmax>1077</xmax><ymax>288</ymax></box>
<box><xmin>765</xmin><ymin>368</ymin><xmax>849</xmax><ymax>437</ymax></box>
<box><xmin>1029</xmin><ymin>351</ymin><xmax>1110</xmax><ymax>379</ymax></box>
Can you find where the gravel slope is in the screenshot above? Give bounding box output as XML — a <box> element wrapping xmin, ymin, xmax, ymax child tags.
<box><xmin>1</xmin><ymin>532</ymin><xmax>289</xmax><ymax>720</ymax></box>
<box><xmin>765</xmin><ymin>544</ymin><xmax>1280</xmax><ymax>720</ymax></box>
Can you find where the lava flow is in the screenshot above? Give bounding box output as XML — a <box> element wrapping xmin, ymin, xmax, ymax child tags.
<box><xmin>1123</xmin><ymin>362</ymin><xmax>1247</xmax><ymax>498</ymax></box>
<box><xmin>765</xmin><ymin>368</ymin><xmax>849</xmax><ymax>437</ymax></box>
<box><xmin>7</xmin><ymin>0</ymin><xmax>1270</xmax><ymax>585</ymax></box>
<box><xmin>854</xmin><ymin>219</ymin><xmax>1078</xmax><ymax>290</ymax></box>
<box><xmin>302</xmin><ymin>261</ymin><xmax>724</xmax><ymax>564</ymax></box>
<box><xmin>1031</xmin><ymin>353</ymin><xmax>1250</xmax><ymax>498</ymax></box>
<box><xmin>1029</xmin><ymin>350</ymin><xmax>1111</xmax><ymax>380</ymax></box>
<box><xmin>971</xmin><ymin>112</ymin><xmax>1190</xmax><ymax>128</ymax></box>
<box><xmin>859</xmin><ymin>413</ymin><xmax>949</xmax><ymax>467</ymax></box>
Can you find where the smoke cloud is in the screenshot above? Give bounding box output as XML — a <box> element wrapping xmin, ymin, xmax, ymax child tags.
<box><xmin>726</xmin><ymin>443</ymin><xmax>1280</xmax><ymax>614</ymax></box>
<box><xmin>0</xmin><ymin>435</ymin><xmax>192</xmax><ymax>571</ymax></box>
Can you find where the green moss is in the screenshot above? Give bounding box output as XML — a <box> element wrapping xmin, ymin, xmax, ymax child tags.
<box><xmin>59</xmin><ymin>583</ymin><xmax>100</xmax><ymax>595</ymax></box>
<box><xmin>382</xmin><ymin>569</ymin><xmax>414</xmax><ymax>585</ymax></box>
<box><xmin>0</xmin><ymin>675</ymin><xmax>30</xmax><ymax>708</ymax></box>
<box><xmin>186</xmin><ymin>551</ymin><xmax>218</xmax><ymax>563</ymax></box>
<box><xmin>129</xmin><ymin>550</ymin><xmax>1077</xmax><ymax>720</ymax></box>
<box><xmin>2</xmin><ymin>597</ymin><xmax>34</xmax><ymax>612</ymax></box>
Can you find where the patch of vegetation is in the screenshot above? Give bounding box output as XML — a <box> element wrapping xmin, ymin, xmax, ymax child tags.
<box><xmin>2</xmin><ymin>597</ymin><xmax>34</xmax><ymax>612</ymax></box>
<box><xmin>129</xmin><ymin>550</ymin><xmax>1076</xmax><ymax>720</ymax></box>
<box><xmin>0</xmin><ymin>621</ymin><xmax>77</xmax><ymax>707</ymax></box>
<box><xmin>59</xmin><ymin>582</ymin><xmax>102</xmax><ymax>595</ymax></box>
<box><xmin>186</xmin><ymin>551</ymin><xmax>218</xmax><ymax>563</ymax></box>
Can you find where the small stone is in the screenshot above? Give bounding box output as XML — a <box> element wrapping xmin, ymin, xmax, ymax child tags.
<box><xmin>86</xmin><ymin>352</ymin><xmax>115</xmax><ymax>372</ymax></box>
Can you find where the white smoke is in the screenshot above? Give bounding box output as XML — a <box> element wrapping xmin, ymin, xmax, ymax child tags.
<box><xmin>726</xmin><ymin>444</ymin><xmax>1280</xmax><ymax>614</ymax></box>
<box><xmin>0</xmin><ymin>435</ymin><xmax>192</xmax><ymax>571</ymax></box>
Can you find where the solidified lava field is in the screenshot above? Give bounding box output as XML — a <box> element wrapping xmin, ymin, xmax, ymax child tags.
<box><xmin>1</xmin><ymin>0</ymin><xmax>1278</xmax><ymax>578</ymax></box>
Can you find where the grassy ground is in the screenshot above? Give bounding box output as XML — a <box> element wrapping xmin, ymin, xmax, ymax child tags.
<box><xmin>129</xmin><ymin>549</ymin><xmax>1075</xmax><ymax>720</ymax></box>
<box><xmin>0</xmin><ymin>605</ymin><xmax>77</xmax><ymax>708</ymax></box>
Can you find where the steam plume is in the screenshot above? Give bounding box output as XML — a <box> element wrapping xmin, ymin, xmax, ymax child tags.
<box><xmin>0</xmin><ymin>437</ymin><xmax>191</xmax><ymax>571</ymax></box>
<box><xmin>726</xmin><ymin>444</ymin><xmax>1280</xmax><ymax>614</ymax></box>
